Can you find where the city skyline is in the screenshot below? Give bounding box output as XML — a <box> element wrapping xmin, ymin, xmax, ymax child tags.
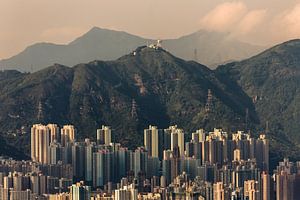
<box><xmin>0</xmin><ymin>122</ymin><xmax>278</xmax><ymax>199</ymax></box>
<box><xmin>0</xmin><ymin>1</ymin><xmax>299</xmax><ymax>198</ymax></box>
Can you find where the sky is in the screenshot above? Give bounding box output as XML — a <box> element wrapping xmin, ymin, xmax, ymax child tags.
<box><xmin>0</xmin><ymin>0</ymin><xmax>300</xmax><ymax>59</ymax></box>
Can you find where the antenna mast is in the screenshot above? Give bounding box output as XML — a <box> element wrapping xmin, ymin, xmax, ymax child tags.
<box><xmin>37</xmin><ymin>100</ymin><xmax>44</xmax><ymax>121</ymax></box>
<box><xmin>204</xmin><ymin>89</ymin><xmax>213</xmax><ymax>120</ymax></box>
<box><xmin>131</xmin><ymin>99</ymin><xmax>138</xmax><ymax>120</ymax></box>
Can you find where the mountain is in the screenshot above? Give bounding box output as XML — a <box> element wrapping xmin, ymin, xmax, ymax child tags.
<box><xmin>0</xmin><ymin>46</ymin><xmax>256</xmax><ymax>158</ymax></box>
<box><xmin>163</xmin><ymin>30</ymin><xmax>264</xmax><ymax>68</ymax></box>
<box><xmin>0</xmin><ymin>27</ymin><xmax>149</xmax><ymax>72</ymax></box>
<box><xmin>0</xmin><ymin>27</ymin><xmax>264</xmax><ymax>72</ymax></box>
<box><xmin>216</xmin><ymin>39</ymin><xmax>300</xmax><ymax>162</ymax></box>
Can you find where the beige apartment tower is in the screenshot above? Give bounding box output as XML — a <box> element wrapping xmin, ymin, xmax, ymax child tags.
<box><xmin>97</xmin><ymin>125</ymin><xmax>112</xmax><ymax>145</ymax></box>
<box><xmin>244</xmin><ymin>180</ymin><xmax>260</xmax><ymax>200</ymax></box>
<box><xmin>169</xmin><ymin>126</ymin><xmax>184</xmax><ymax>157</ymax></box>
<box><xmin>144</xmin><ymin>125</ymin><xmax>159</xmax><ymax>158</ymax></box>
<box><xmin>213</xmin><ymin>182</ymin><xmax>225</xmax><ymax>200</ymax></box>
<box><xmin>47</xmin><ymin>124</ymin><xmax>60</xmax><ymax>143</ymax></box>
<box><xmin>31</xmin><ymin>124</ymin><xmax>50</xmax><ymax>164</ymax></box>
<box><xmin>61</xmin><ymin>125</ymin><xmax>75</xmax><ymax>146</ymax></box>
<box><xmin>261</xmin><ymin>171</ymin><xmax>270</xmax><ymax>200</ymax></box>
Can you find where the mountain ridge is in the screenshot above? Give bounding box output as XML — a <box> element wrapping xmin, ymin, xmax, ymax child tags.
<box><xmin>0</xmin><ymin>27</ymin><xmax>265</xmax><ymax>72</ymax></box>
<box><xmin>0</xmin><ymin>46</ymin><xmax>258</xmax><ymax>158</ymax></box>
<box><xmin>1</xmin><ymin>40</ymin><xmax>300</xmax><ymax>168</ymax></box>
<box><xmin>216</xmin><ymin>39</ymin><xmax>300</xmax><ymax>163</ymax></box>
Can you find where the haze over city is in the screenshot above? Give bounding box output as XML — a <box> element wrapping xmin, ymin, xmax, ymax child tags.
<box><xmin>1</xmin><ymin>0</ymin><xmax>300</xmax><ymax>59</ymax></box>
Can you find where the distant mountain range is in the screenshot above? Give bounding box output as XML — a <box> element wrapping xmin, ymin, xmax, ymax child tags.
<box><xmin>0</xmin><ymin>27</ymin><xmax>265</xmax><ymax>72</ymax></box>
<box><xmin>0</xmin><ymin>39</ymin><xmax>300</xmax><ymax>170</ymax></box>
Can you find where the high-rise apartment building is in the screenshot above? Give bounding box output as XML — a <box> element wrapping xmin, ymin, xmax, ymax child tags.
<box><xmin>244</xmin><ymin>180</ymin><xmax>260</xmax><ymax>200</ymax></box>
<box><xmin>92</xmin><ymin>149</ymin><xmax>114</xmax><ymax>188</ymax></box>
<box><xmin>133</xmin><ymin>147</ymin><xmax>148</xmax><ymax>178</ymax></box>
<box><xmin>256</xmin><ymin>133</ymin><xmax>269</xmax><ymax>171</ymax></box>
<box><xmin>261</xmin><ymin>171</ymin><xmax>270</xmax><ymax>200</ymax></box>
<box><xmin>166</xmin><ymin>125</ymin><xmax>185</xmax><ymax>157</ymax></box>
<box><xmin>49</xmin><ymin>140</ymin><xmax>62</xmax><ymax>164</ymax></box>
<box><xmin>85</xmin><ymin>139</ymin><xmax>95</xmax><ymax>184</ymax></box>
<box><xmin>31</xmin><ymin>124</ymin><xmax>50</xmax><ymax>164</ymax></box>
<box><xmin>144</xmin><ymin>125</ymin><xmax>160</xmax><ymax>158</ymax></box>
<box><xmin>72</xmin><ymin>142</ymin><xmax>85</xmax><ymax>180</ymax></box>
<box><xmin>61</xmin><ymin>125</ymin><xmax>75</xmax><ymax>147</ymax></box>
<box><xmin>47</xmin><ymin>124</ymin><xmax>60</xmax><ymax>143</ymax></box>
<box><xmin>192</xmin><ymin>129</ymin><xmax>206</xmax><ymax>142</ymax></box>
<box><xmin>114</xmin><ymin>185</ymin><xmax>137</xmax><ymax>200</ymax></box>
<box><xmin>213</xmin><ymin>182</ymin><xmax>225</xmax><ymax>200</ymax></box>
<box><xmin>97</xmin><ymin>126</ymin><xmax>112</xmax><ymax>145</ymax></box>
<box><xmin>70</xmin><ymin>182</ymin><xmax>91</xmax><ymax>200</ymax></box>
<box><xmin>275</xmin><ymin>158</ymin><xmax>300</xmax><ymax>200</ymax></box>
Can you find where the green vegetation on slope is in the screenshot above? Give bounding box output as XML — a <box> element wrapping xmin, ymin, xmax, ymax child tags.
<box><xmin>0</xmin><ymin>47</ymin><xmax>256</xmax><ymax>158</ymax></box>
<box><xmin>216</xmin><ymin>39</ymin><xmax>300</xmax><ymax>163</ymax></box>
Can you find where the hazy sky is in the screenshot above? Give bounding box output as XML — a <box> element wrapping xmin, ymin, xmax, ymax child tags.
<box><xmin>1</xmin><ymin>0</ymin><xmax>300</xmax><ymax>59</ymax></box>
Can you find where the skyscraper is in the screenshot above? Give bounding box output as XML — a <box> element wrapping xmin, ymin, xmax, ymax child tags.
<box><xmin>144</xmin><ymin>125</ymin><xmax>159</xmax><ymax>158</ymax></box>
<box><xmin>93</xmin><ymin>150</ymin><xmax>104</xmax><ymax>188</ymax></box>
<box><xmin>97</xmin><ymin>126</ymin><xmax>112</xmax><ymax>145</ymax></box>
<box><xmin>31</xmin><ymin>124</ymin><xmax>50</xmax><ymax>164</ymax></box>
<box><xmin>256</xmin><ymin>133</ymin><xmax>269</xmax><ymax>171</ymax></box>
<box><xmin>261</xmin><ymin>171</ymin><xmax>270</xmax><ymax>200</ymax></box>
<box><xmin>275</xmin><ymin>158</ymin><xmax>300</xmax><ymax>200</ymax></box>
<box><xmin>3</xmin><ymin>175</ymin><xmax>13</xmax><ymax>189</ymax></box>
<box><xmin>70</xmin><ymin>182</ymin><xmax>91</xmax><ymax>200</ymax></box>
<box><xmin>114</xmin><ymin>185</ymin><xmax>137</xmax><ymax>200</ymax></box>
<box><xmin>133</xmin><ymin>147</ymin><xmax>148</xmax><ymax>178</ymax></box>
<box><xmin>244</xmin><ymin>180</ymin><xmax>260</xmax><ymax>200</ymax></box>
<box><xmin>92</xmin><ymin>149</ymin><xmax>114</xmax><ymax>188</ymax></box>
<box><xmin>72</xmin><ymin>142</ymin><xmax>85</xmax><ymax>180</ymax></box>
<box><xmin>167</xmin><ymin>125</ymin><xmax>185</xmax><ymax>157</ymax></box>
<box><xmin>162</xmin><ymin>150</ymin><xmax>172</xmax><ymax>184</ymax></box>
<box><xmin>61</xmin><ymin>125</ymin><xmax>75</xmax><ymax>147</ymax></box>
<box><xmin>84</xmin><ymin>139</ymin><xmax>95</xmax><ymax>184</ymax></box>
<box><xmin>192</xmin><ymin>129</ymin><xmax>206</xmax><ymax>142</ymax></box>
<box><xmin>213</xmin><ymin>182</ymin><xmax>225</xmax><ymax>200</ymax></box>
<box><xmin>47</xmin><ymin>124</ymin><xmax>60</xmax><ymax>143</ymax></box>
<box><xmin>49</xmin><ymin>140</ymin><xmax>62</xmax><ymax>165</ymax></box>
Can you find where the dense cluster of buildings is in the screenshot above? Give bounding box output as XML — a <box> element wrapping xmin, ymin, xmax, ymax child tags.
<box><xmin>0</xmin><ymin>123</ymin><xmax>299</xmax><ymax>199</ymax></box>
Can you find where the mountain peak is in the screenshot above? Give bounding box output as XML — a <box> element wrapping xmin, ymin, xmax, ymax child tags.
<box><xmin>89</xmin><ymin>26</ymin><xmax>102</xmax><ymax>32</ymax></box>
<box><xmin>117</xmin><ymin>45</ymin><xmax>178</xmax><ymax>63</ymax></box>
<box><xmin>84</xmin><ymin>26</ymin><xmax>114</xmax><ymax>35</ymax></box>
<box><xmin>0</xmin><ymin>28</ymin><xmax>265</xmax><ymax>72</ymax></box>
